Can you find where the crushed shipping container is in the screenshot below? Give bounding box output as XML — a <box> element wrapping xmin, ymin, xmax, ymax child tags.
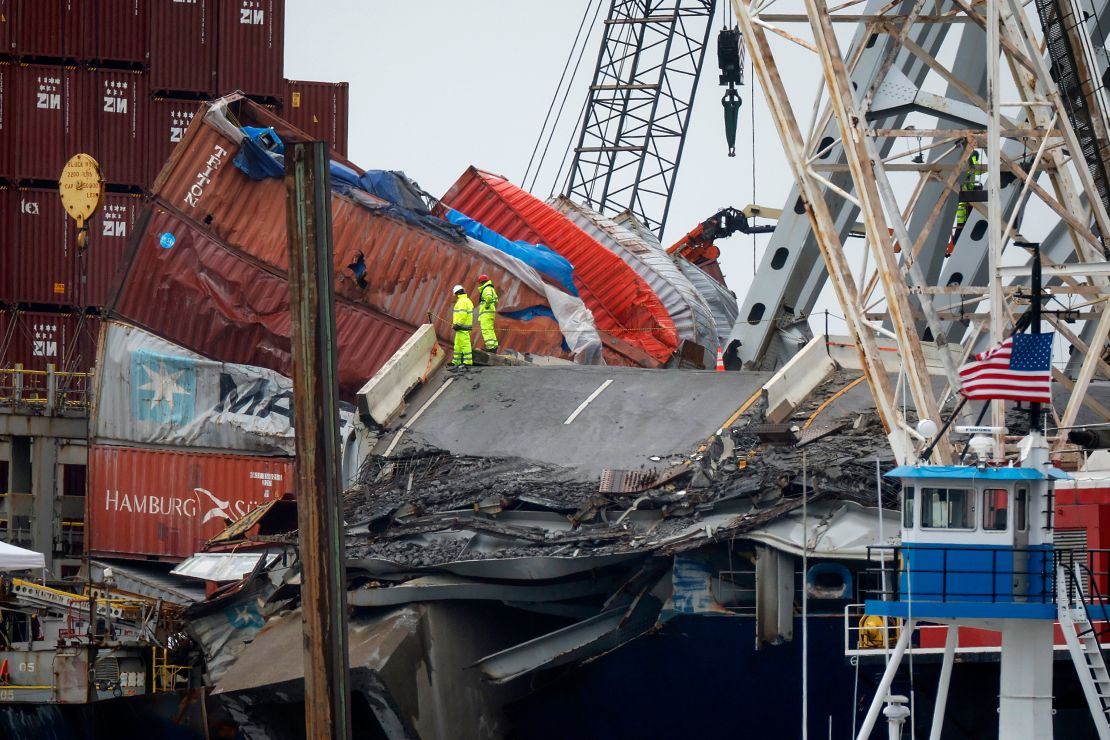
<box><xmin>440</xmin><ymin>167</ymin><xmax>679</xmax><ymax>365</ymax></box>
<box><xmin>92</xmin><ymin>319</ymin><xmax>357</xmax><ymax>457</ymax></box>
<box><xmin>86</xmin><ymin>445</ymin><xmax>294</xmax><ymax>561</ymax></box>
<box><xmin>551</xmin><ymin>196</ymin><xmax>718</xmax><ymax>362</ymax></box>
<box><xmin>146</xmin><ymin>96</ymin><xmax>594</xmax><ymax>362</ymax></box>
<box><xmin>282</xmin><ymin>79</ymin><xmax>349</xmax><ymax>156</ymax></box>
<box><xmin>111</xmin><ymin>206</ymin><xmax>415</xmax><ymax>400</ymax></box>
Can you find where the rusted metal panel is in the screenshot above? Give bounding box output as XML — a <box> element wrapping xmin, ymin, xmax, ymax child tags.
<box><xmin>91</xmin><ymin>68</ymin><xmax>146</xmax><ymax>187</ymax></box>
<box><xmin>145</xmin><ymin>97</ymin><xmax>200</xmax><ymax>187</ymax></box>
<box><xmin>0</xmin><ymin>308</ymin><xmax>100</xmax><ymax>373</ymax></box>
<box><xmin>9</xmin><ymin>186</ymin><xmax>77</xmax><ymax>306</ymax></box>
<box><xmin>598</xmin><ymin>465</ymin><xmax>689</xmax><ymax>494</ymax></box>
<box><xmin>440</xmin><ymin>167</ymin><xmax>679</xmax><ymax>365</ymax></box>
<box><xmin>149</xmin><ymin>0</ymin><xmax>216</xmax><ymax>95</ymax></box>
<box><xmin>11</xmin><ymin>63</ymin><xmax>94</xmax><ymax>182</ymax></box>
<box><xmin>217</xmin><ymin>0</ymin><xmax>284</xmax><ymax>100</ymax></box>
<box><xmin>282</xmin><ymin>79</ymin><xmax>349</xmax><ymax>156</ymax></box>
<box><xmin>93</xmin><ymin>0</ymin><xmax>148</xmax><ymax>65</ymax></box>
<box><xmin>113</xmin><ymin>207</ymin><xmax>414</xmax><ymax>400</ymax></box>
<box><xmin>9</xmin><ymin>0</ymin><xmax>93</xmax><ymax>61</ymax></box>
<box><xmin>86</xmin><ymin>445</ymin><xmax>294</xmax><ymax>560</ymax></box>
<box><xmin>151</xmin><ymin>99</ymin><xmax>573</xmax><ymax>360</ymax></box>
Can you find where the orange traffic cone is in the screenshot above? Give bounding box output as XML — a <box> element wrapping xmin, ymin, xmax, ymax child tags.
<box><xmin>715</xmin><ymin>346</ymin><xmax>726</xmax><ymax>372</ymax></box>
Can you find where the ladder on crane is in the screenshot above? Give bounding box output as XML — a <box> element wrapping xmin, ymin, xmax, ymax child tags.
<box><xmin>1058</xmin><ymin>562</ymin><xmax>1110</xmax><ymax>739</ymax></box>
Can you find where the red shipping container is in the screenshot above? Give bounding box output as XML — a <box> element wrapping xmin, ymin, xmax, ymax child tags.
<box><xmin>9</xmin><ymin>0</ymin><xmax>93</xmax><ymax>61</ymax></box>
<box><xmin>149</xmin><ymin>0</ymin><xmax>216</xmax><ymax>94</ymax></box>
<box><xmin>0</xmin><ymin>63</ymin><xmax>12</xmax><ymax>179</ymax></box>
<box><xmin>0</xmin><ymin>309</ymin><xmax>100</xmax><ymax>374</ymax></box>
<box><xmin>282</xmin><ymin>79</ymin><xmax>348</xmax><ymax>156</ymax></box>
<box><xmin>93</xmin><ymin>0</ymin><xmax>148</xmax><ymax>65</ymax></box>
<box><xmin>114</xmin><ymin>207</ymin><xmax>415</xmax><ymax>400</ymax></box>
<box><xmin>86</xmin><ymin>445</ymin><xmax>294</xmax><ymax>561</ymax></box>
<box><xmin>440</xmin><ymin>168</ymin><xmax>679</xmax><ymax>364</ymax></box>
<box><xmin>12</xmin><ymin>63</ymin><xmax>94</xmax><ymax>182</ymax></box>
<box><xmin>81</xmin><ymin>192</ymin><xmax>140</xmax><ymax>307</ymax></box>
<box><xmin>9</xmin><ymin>186</ymin><xmax>78</xmax><ymax>306</ymax></box>
<box><xmin>217</xmin><ymin>0</ymin><xmax>284</xmax><ymax>100</ymax></box>
<box><xmin>145</xmin><ymin>97</ymin><xmax>201</xmax><ymax>186</ymax></box>
<box><xmin>91</xmin><ymin>68</ymin><xmax>147</xmax><ymax>187</ymax></box>
<box><xmin>0</xmin><ymin>1</ymin><xmax>10</xmax><ymax>57</ymax></box>
<box><xmin>0</xmin><ymin>185</ymin><xmax>12</xmax><ymax>300</ymax></box>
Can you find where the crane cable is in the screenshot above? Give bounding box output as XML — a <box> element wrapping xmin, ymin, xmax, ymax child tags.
<box><xmin>525</xmin><ymin>0</ymin><xmax>605</xmax><ymax>194</ymax></box>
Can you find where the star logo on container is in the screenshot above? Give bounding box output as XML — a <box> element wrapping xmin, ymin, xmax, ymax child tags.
<box><xmin>228</xmin><ymin>603</ymin><xmax>264</xmax><ymax>630</ymax></box>
<box><xmin>131</xmin><ymin>350</ymin><xmax>196</xmax><ymax>425</ymax></box>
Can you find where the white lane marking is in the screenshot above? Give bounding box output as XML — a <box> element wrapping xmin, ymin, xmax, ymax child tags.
<box><xmin>563</xmin><ymin>378</ymin><xmax>614</xmax><ymax>425</ymax></box>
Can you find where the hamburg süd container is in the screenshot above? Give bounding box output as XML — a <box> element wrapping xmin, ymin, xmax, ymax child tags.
<box><xmin>149</xmin><ymin>0</ymin><xmax>216</xmax><ymax>95</ymax></box>
<box><xmin>217</xmin><ymin>0</ymin><xmax>284</xmax><ymax>100</ymax></box>
<box><xmin>86</xmin><ymin>445</ymin><xmax>294</xmax><ymax>561</ymax></box>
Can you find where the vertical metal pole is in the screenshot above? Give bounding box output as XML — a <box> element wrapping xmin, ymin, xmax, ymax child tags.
<box><xmin>1029</xmin><ymin>243</ymin><xmax>1042</xmax><ymax>432</ymax></box>
<box><xmin>987</xmin><ymin>0</ymin><xmax>1005</xmax><ymax>457</ymax></box>
<box><xmin>928</xmin><ymin>626</ymin><xmax>958</xmax><ymax>740</ymax></box>
<box><xmin>285</xmin><ymin>141</ymin><xmax>352</xmax><ymax>740</ymax></box>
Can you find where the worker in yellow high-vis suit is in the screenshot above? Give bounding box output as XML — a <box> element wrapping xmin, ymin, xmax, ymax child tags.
<box><xmin>476</xmin><ymin>273</ymin><xmax>499</xmax><ymax>353</ymax></box>
<box><xmin>451</xmin><ymin>284</ymin><xmax>474</xmax><ymax>366</ymax></box>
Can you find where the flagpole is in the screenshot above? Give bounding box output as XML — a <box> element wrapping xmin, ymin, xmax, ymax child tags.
<box><xmin>1029</xmin><ymin>242</ymin><xmax>1042</xmax><ymax>434</ymax></box>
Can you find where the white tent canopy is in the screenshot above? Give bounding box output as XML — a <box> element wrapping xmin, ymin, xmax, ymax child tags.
<box><xmin>0</xmin><ymin>540</ymin><xmax>45</xmax><ymax>571</ymax></box>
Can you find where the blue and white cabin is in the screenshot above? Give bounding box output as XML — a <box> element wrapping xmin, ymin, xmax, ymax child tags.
<box><xmin>866</xmin><ymin>463</ymin><xmax>1070</xmax><ymax>621</ymax></box>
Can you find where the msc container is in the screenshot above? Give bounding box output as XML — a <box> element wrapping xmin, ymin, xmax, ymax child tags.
<box><xmin>0</xmin><ymin>309</ymin><xmax>100</xmax><ymax>374</ymax></box>
<box><xmin>8</xmin><ymin>186</ymin><xmax>77</xmax><ymax>306</ymax></box>
<box><xmin>93</xmin><ymin>0</ymin><xmax>148</xmax><ymax>65</ymax></box>
<box><xmin>9</xmin><ymin>0</ymin><xmax>93</xmax><ymax>61</ymax></box>
<box><xmin>149</xmin><ymin>0</ymin><xmax>216</xmax><ymax>95</ymax></box>
<box><xmin>282</xmin><ymin>79</ymin><xmax>348</xmax><ymax>155</ymax></box>
<box><xmin>441</xmin><ymin>167</ymin><xmax>679</xmax><ymax>364</ymax></box>
<box><xmin>0</xmin><ymin>63</ymin><xmax>12</xmax><ymax>179</ymax></box>
<box><xmin>217</xmin><ymin>0</ymin><xmax>284</xmax><ymax>100</ymax></box>
<box><xmin>86</xmin><ymin>445</ymin><xmax>294</xmax><ymax>561</ymax></box>
<box><xmin>113</xmin><ymin>207</ymin><xmax>415</xmax><ymax>400</ymax></box>
<box><xmin>91</xmin><ymin>68</ymin><xmax>147</xmax><ymax>187</ymax></box>
<box><xmin>11</xmin><ymin>63</ymin><xmax>94</xmax><ymax>182</ymax></box>
<box><xmin>145</xmin><ymin>97</ymin><xmax>201</xmax><ymax>186</ymax></box>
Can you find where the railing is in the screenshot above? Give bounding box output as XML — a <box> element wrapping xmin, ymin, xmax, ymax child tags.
<box><xmin>0</xmin><ymin>365</ymin><xmax>92</xmax><ymax>414</ymax></box>
<box><xmin>862</xmin><ymin>545</ymin><xmax>1058</xmax><ymax>605</ymax></box>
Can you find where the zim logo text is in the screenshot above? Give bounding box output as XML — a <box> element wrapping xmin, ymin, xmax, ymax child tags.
<box><xmin>240</xmin><ymin>1</ymin><xmax>265</xmax><ymax>24</ymax></box>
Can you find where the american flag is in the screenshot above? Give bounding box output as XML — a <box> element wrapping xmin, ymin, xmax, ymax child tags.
<box><xmin>958</xmin><ymin>332</ymin><xmax>1054</xmax><ymax>403</ymax></box>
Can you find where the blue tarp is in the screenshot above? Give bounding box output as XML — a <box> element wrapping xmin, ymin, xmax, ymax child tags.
<box><xmin>886</xmin><ymin>465</ymin><xmax>1071</xmax><ymax>481</ymax></box>
<box><xmin>444</xmin><ymin>210</ymin><xmax>579</xmax><ymax>297</ymax></box>
<box><xmin>359</xmin><ymin>170</ymin><xmax>430</xmax><ymax>214</ymax></box>
<box><xmin>232</xmin><ymin>127</ymin><xmax>284</xmax><ymax>180</ymax></box>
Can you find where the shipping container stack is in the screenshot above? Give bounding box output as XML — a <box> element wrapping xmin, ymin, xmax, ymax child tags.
<box><xmin>0</xmin><ymin>0</ymin><xmax>349</xmax><ymax>573</ymax></box>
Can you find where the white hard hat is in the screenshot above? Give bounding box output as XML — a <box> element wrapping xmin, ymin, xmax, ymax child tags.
<box><xmin>453</xmin><ymin>284</ymin><xmax>465</xmax><ymax>294</ymax></box>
